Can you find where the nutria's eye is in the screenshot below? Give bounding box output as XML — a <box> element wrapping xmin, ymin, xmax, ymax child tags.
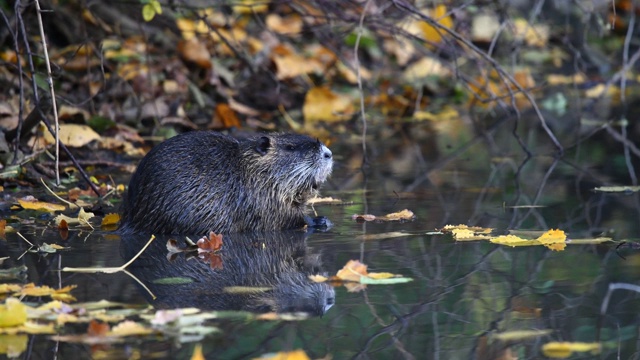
<box><xmin>285</xmin><ymin>144</ymin><xmax>296</xmax><ymax>151</ymax></box>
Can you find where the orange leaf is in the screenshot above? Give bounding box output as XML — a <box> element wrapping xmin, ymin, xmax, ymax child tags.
<box><xmin>336</xmin><ymin>260</ymin><xmax>368</xmax><ymax>282</ymax></box>
<box><xmin>87</xmin><ymin>320</ymin><xmax>110</xmax><ymax>337</ymax></box>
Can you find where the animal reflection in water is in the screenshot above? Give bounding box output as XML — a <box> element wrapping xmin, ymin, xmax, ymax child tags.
<box><xmin>120</xmin><ymin>231</ymin><xmax>335</xmax><ymax>316</ymax></box>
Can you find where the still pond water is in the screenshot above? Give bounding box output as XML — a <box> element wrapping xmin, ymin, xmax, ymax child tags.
<box><xmin>3</xmin><ymin>126</ymin><xmax>640</xmax><ymax>359</ymax></box>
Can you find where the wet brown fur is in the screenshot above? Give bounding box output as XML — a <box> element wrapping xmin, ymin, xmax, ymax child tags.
<box><xmin>119</xmin><ymin>132</ymin><xmax>333</xmax><ymax>235</ymax></box>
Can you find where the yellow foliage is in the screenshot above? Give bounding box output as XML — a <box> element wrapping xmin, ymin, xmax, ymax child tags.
<box><xmin>537</xmin><ymin>229</ymin><xmax>567</xmax><ymax>251</ymax></box>
<box><xmin>303</xmin><ymin>87</ymin><xmax>353</xmax><ymax>122</ymax></box>
<box><xmin>0</xmin><ymin>299</ymin><xmax>27</xmax><ymax>328</ymax></box>
<box><xmin>107</xmin><ymin>320</ymin><xmax>153</xmax><ymax>337</ymax></box>
<box><xmin>102</xmin><ymin>213</ymin><xmax>121</xmax><ymax>227</ymax></box>
<box><xmin>17</xmin><ymin>197</ymin><xmax>65</xmax><ymax>212</ymax></box>
<box><xmin>418</xmin><ymin>5</ymin><xmax>453</xmax><ymax>44</ymax></box>
<box><xmin>542</xmin><ymin>342</ymin><xmax>600</xmax><ymax>358</ymax></box>
<box><xmin>256</xmin><ymin>349</ymin><xmax>311</xmax><ymax>360</ymax></box>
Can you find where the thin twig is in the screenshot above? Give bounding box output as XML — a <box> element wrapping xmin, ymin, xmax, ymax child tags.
<box><xmin>354</xmin><ymin>0</ymin><xmax>372</xmax><ymax>167</ymax></box>
<box><xmin>34</xmin><ymin>0</ymin><xmax>60</xmax><ymax>185</ymax></box>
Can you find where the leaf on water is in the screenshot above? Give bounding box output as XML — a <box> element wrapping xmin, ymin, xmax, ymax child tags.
<box><xmin>0</xmin><ymin>298</ymin><xmax>27</xmax><ymax>328</ymax></box>
<box><xmin>352</xmin><ymin>209</ymin><xmax>415</xmax><ymax>222</ymax></box>
<box><xmin>442</xmin><ymin>224</ymin><xmax>493</xmax><ymax>234</ymax></box>
<box><xmin>87</xmin><ymin>320</ymin><xmax>110</xmax><ymax>337</ymax></box>
<box><xmin>352</xmin><ymin>214</ymin><xmax>376</xmax><ymax>222</ymax></box>
<box><xmin>568</xmin><ymin>237</ymin><xmax>612</xmax><ymax>245</ymax></box>
<box><xmin>19</xmin><ymin>283</ymin><xmax>76</xmax><ymax>300</ymax></box>
<box><xmin>380</xmin><ymin>209</ymin><xmax>415</xmax><ymax>221</ymax></box>
<box><xmin>0</xmin><ymin>334</ymin><xmax>27</xmax><ymax>357</ymax></box>
<box><xmin>492</xmin><ymin>329</ymin><xmax>552</xmax><ymax>342</ymax></box>
<box><xmin>335</xmin><ymin>260</ymin><xmax>413</xmax><ymax>285</ymax></box>
<box><xmin>257</xmin><ymin>349</ymin><xmax>311</xmax><ymax>360</ymax></box>
<box><xmin>537</xmin><ymin>229</ymin><xmax>567</xmax><ymax>251</ymax></box>
<box><xmin>451</xmin><ymin>228</ymin><xmax>491</xmax><ymax>241</ymax></box>
<box><xmin>101</xmin><ymin>213</ymin><xmax>120</xmax><ymax>227</ymax></box>
<box><xmin>336</xmin><ymin>260</ymin><xmax>368</xmax><ymax>282</ymax></box>
<box><xmin>490</xmin><ymin>235</ymin><xmax>536</xmax><ymax>247</ymax></box>
<box><xmin>107</xmin><ymin>320</ymin><xmax>153</xmax><ymax>337</ymax></box>
<box><xmin>197</xmin><ymin>232</ymin><xmax>223</xmax><ymax>253</ymax></box>
<box><xmin>541</xmin><ymin>341</ymin><xmax>601</xmax><ymax>358</ymax></box>
<box><xmin>593</xmin><ymin>186</ymin><xmax>640</xmax><ymax>193</ymax></box>
<box><xmin>17</xmin><ymin>197</ymin><xmax>65</xmax><ymax>212</ymax></box>
<box><xmin>0</xmin><ymin>284</ymin><xmax>22</xmax><ymax>294</ymax></box>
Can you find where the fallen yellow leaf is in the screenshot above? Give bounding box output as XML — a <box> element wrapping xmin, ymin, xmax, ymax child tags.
<box><xmin>17</xmin><ymin>197</ymin><xmax>65</xmax><ymax>212</ymax></box>
<box><xmin>107</xmin><ymin>320</ymin><xmax>153</xmax><ymax>337</ymax></box>
<box><xmin>303</xmin><ymin>87</ymin><xmax>353</xmax><ymax>122</ymax></box>
<box><xmin>0</xmin><ymin>299</ymin><xmax>27</xmax><ymax>328</ymax></box>
<box><xmin>256</xmin><ymin>349</ymin><xmax>311</xmax><ymax>360</ymax></box>
<box><xmin>542</xmin><ymin>341</ymin><xmax>600</xmax><ymax>358</ymax></box>
<box><xmin>43</xmin><ymin>124</ymin><xmax>100</xmax><ymax>148</ymax></box>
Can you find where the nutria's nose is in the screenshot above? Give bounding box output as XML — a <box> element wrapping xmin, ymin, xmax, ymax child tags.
<box><xmin>321</xmin><ymin>145</ymin><xmax>332</xmax><ymax>160</ymax></box>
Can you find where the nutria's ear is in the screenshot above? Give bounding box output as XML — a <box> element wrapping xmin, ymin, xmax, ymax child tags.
<box><xmin>255</xmin><ymin>136</ymin><xmax>271</xmax><ymax>155</ymax></box>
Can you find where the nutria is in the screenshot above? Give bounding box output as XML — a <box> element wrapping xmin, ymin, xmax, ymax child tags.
<box><xmin>119</xmin><ymin>131</ymin><xmax>333</xmax><ymax>235</ymax></box>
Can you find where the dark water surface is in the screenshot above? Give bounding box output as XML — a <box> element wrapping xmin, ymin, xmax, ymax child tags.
<box><xmin>3</xmin><ymin>130</ymin><xmax>640</xmax><ymax>359</ymax></box>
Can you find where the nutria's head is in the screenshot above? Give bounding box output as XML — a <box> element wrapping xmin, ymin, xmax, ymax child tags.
<box><xmin>241</xmin><ymin>134</ymin><xmax>333</xmax><ymax>205</ymax></box>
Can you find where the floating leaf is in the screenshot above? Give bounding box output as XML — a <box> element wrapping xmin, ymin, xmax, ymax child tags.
<box><xmin>593</xmin><ymin>186</ymin><xmax>640</xmax><ymax>193</ymax></box>
<box><xmin>107</xmin><ymin>320</ymin><xmax>153</xmax><ymax>337</ymax></box>
<box><xmin>336</xmin><ymin>260</ymin><xmax>368</xmax><ymax>282</ymax></box>
<box><xmin>0</xmin><ymin>298</ymin><xmax>27</xmax><ymax>328</ymax></box>
<box><xmin>101</xmin><ymin>213</ymin><xmax>120</xmax><ymax>227</ymax></box>
<box><xmin>537</xmin><ymin>229</ymin><xmax>567</xmax><ymax>251</ymax></box>
<box><xmin>0</xmin><ymin>334</ymin><xmax>27</xmax><ymax>357</ymax></box>
<box><xmin>197</xmin><ymin>232</ymin><xmax>223</xmax><ymax>253</ymax></box>
<box><xmin>542</xmin><ymin>342</ymin><xmax>600</xmax><ymax>358</ymax></box>
<box><xmin>17</xmin><ymin>197</ymin><xmax>65</xmax><ymax>212</ymax></box>
<box><xmin>258</xmin><ymin>349</ymin><xmax>311</xmax><ymax>360</ymax></box>
<box><xmin>352</xmin><ymin>209</ymin><xmax>415</xmax><ymax>222</ymax></box>
<box><xmin>492</xmin><ymin>329</ymin><xmax>552</xmax><ymax>342</ymax></box>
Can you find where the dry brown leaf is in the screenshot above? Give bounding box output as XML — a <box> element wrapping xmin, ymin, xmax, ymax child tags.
<box><xmin>266</xmin><ymin>14</ymin><xmax>303</xmax><ymax>34</ymax></box>
<box><xmin>43</xmin><ymin>124</ymin><xmax>100</xmax><ymax>148</ymax></box>
<box><xmin>177</xmin><ymin>38</ymin><xmax>212</xmax><ymax>69</ymax></box>
<box><xmin>303</xmin><ymin>87</ymin><xmax>353</xmax><ymax>122</ymax></box>
<box><xmin>214</xmin><ymin>103</ymin><xmax>241</xmax><ymax>128</ymax></box>
<box><xmin>87</xmin><ymin>320</ymin><xmax>110</xmax><ymax>337</ymax></box>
